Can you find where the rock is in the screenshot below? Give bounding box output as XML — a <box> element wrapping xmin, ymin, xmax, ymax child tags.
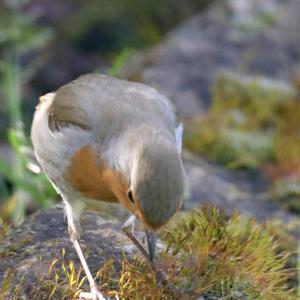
<box><xmin>122</xmin><ymin>0</ymin><xmax>300</xmax><ymax>119</ymax></box>
<box><xmin>183</xmin><ymin>151</ymin><xmax>300</xmax><ymax>228</ymax></box>
<box><xmin>0</xmin><ymin>205</ymin><xmax>138</xmax><ymax>298</ymax></box>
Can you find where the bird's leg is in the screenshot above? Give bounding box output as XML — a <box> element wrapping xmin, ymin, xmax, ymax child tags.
<box><xmin>72</xmin><ymin>239</ymin><xmax>105</xmax><ymax>300</ymax></box>
<box><xmin>66</xmin><ymin>213</ymin><xmax>105</xmax><ymax>300</ymax></box>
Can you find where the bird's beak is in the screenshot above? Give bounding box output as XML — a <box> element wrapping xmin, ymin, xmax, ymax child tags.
<box><xmin>145</xmin><ymin>229</ymin><xmax>157</xmax><ymax>262</ymax></box>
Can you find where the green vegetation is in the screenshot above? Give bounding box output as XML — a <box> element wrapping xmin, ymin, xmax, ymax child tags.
<box><xmin>184</xmin><ymin>72</ymin><xmax>300</xmax><ymax>215</ymax></box>
<box><xmin>0</xmin><ymin>1</ymin><xmax>53</xmax><ymax>132</ymax></box>
<box><xmin>185</xmin><ymin>72</ymin><xmax>294</xmax><ymax>169</ymax></box>
<box><xmin>162</xmin><ymin>207</ymin><xmax>293</xmax><ymax>299</ymax></box>
<box><xmin>108</xmin><ymin>48</ymin><xmax>133</xmax><ymax>77</ymax></box>
<box><xmin>0</xmin><ymin>125</ymin><xmax>56</xmax><ymax>224</ymax></box>
<box><xmin>0</xmin><ymin>2</ymin><xmax>56</xmax><ymax>224</ymax></box>
<box><xmin>235</xmin><ymin>11</ymin><xmax>277</xmax><ymax>34</ymax></box>
<box><xmin>267</xmin><ymin>100</ymin><xmax>300</xmax><ymax>213</ymax></box>
<box><xmin>0</xmin><ymin>207</ymin><xmax>294</xmax><ymax>299</ymax></box>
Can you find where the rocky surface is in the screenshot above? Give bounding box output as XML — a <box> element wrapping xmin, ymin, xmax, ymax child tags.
<box><xmin>122</xmin><ymin>0</ymin><xmax>300</xmax><ymax>119</ymax></box>
<box><xmin>183</xmin><ymin>152</ymin><xmax>294</xmax><ymax>222</ymax></box>
<box><xmin>0</xmin><ymin>206</ymin><xmax>138</xmax><ymax>297</ymax></box>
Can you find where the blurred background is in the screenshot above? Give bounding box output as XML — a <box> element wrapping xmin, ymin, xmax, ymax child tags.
<box><xmin>1</xmin><ymin>0</ymin><xmax>300</xmax><ymax>293</ymax></box>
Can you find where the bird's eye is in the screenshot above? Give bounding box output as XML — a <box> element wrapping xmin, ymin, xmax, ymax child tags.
<box><xmin>127</xmin><ymin>190</ymin><xmax>135</xmax><ymax>203</ymax></box>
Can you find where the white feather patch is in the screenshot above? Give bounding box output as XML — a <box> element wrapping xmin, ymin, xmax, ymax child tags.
<box><xmin>175</xmin><ymin>122</ymin><xmax>183</xmax><ymax>154</ymax></box>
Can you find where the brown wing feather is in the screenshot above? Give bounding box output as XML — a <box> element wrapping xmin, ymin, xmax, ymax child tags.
<box><xmin>47</xmin><ymin>87</ymin><xmax>91</xmax><ymax>131</ymax></box>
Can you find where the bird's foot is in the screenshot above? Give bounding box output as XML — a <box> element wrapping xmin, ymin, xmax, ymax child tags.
<box><xmin>78</xmin><ymin>285</ymin><xmax>105</xmax><ymax>300</ymax></box>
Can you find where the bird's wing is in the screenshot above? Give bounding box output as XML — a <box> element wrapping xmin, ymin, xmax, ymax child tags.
<box><xmin>64</xmin><ymin>74</ymin><xmax>178</xmax><ymax>135</ymax></box>
<box><xmin>47</xmin><ymin>86</ymin><xmax>91</xmax><ymax>132</ymax></box>
<box><xmin>45</xmin><ymin>74</ymin><xmax>179</xmax><ymax>144</ymax></box>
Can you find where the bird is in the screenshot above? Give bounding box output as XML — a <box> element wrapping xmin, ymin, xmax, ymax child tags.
<box><xmin>31</xmin><ymin>74</ymin><xmax>185</xmax><ymax>300</ymax></box>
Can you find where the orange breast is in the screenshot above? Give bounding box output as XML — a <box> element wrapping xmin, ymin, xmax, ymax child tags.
<box><xmin>64</xmin><ymin>146</ymin><xmax>128</xmax><ymax>203</ymax></box>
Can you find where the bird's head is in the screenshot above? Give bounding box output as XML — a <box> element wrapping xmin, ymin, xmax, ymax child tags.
<box><xmin>127</xmin><ymin>138</ymin><xmax>185</xmax><ymax>231</ymax></box>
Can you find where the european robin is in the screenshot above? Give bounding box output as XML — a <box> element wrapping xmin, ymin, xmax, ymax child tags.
<box><xmin>31</xmin><ymin>74</ymin><xmax>185</xmax><ymax>300</ymax></box>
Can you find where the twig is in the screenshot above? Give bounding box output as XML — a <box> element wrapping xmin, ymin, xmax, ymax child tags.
<box><xmin>123</xmin><ymin>229</ymin><xmax>179</xmax><ymax>296</ymax></box>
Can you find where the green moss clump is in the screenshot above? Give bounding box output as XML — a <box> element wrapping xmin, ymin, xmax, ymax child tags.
<box><xmin>274</xmin><ymin>101</ymin><xmax>300</xmax><ymax>171</ymax></box>
<box><xmin>185</xmin><ymin>72</ymin><xmax>295</xmax><ymax>169</ymax></box>
<box><xmin>266</xmin><ymin>218</ymin><xmax>298</xmax><ymax>288</ymax></box>
<box><xmin>1</xmin><ymin>207</ymin><xmax>293</xmax><ymax>299</ymax></box>
<box><xmin>212</xmin><ymin>73</ymin><xmax>293</xmax><ymax>130</ymax></box>
<box><xmin>185</xmin><ymin>120</ymin><xmax>275</xmax><ymax>168</ymax></box>
<box><xmin>162</xmin><ymin>206</ymin><xmax>292</xmax><ymax>299</ymax></box>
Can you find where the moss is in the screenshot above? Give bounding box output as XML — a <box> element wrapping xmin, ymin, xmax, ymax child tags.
<box><xmin>266</xmin><ymin>218</ymin><xmax>298</xmax><ymax>288</ymax></box>
<box><xmin>185</xmin><ymin>121</ymin><xmax>275</xmax><ymax>168</ymax></box>
<box><xmin>162</xmin><ymin>207</ymin><xmax>293</xmax><ymax>299</ymax></box>
<box><xmin>0</xmin><ymin>217</ymin><xmax>9</xmax><ymax>244</ymax></box>
<box><xmin>263</xmin><ymin>101</ymin><xmax>300</xmax><ymax>214</ymax></box>
<box><xmin>0</xmin><ymin>206</ymin><xmax>294</xmax><ymax>299</ymax></box>
<box><xmin>212</xmin><ymin>73</ymin><xmax>293</xmax><ymax>130</ymax></box>
<box><xmin>185</xmin><ymin>72</ymin><xmax>300</xmax><ymax>213</ymax></box>
<box><xmin>185</xmin><ymin>72</ymin><xmax>295</xmax><ymax>169</ymax></box>
<box><xmin>274</xmin><ymin>101</ymin><xmax>300</xmax><ymax>169</ymax></box>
